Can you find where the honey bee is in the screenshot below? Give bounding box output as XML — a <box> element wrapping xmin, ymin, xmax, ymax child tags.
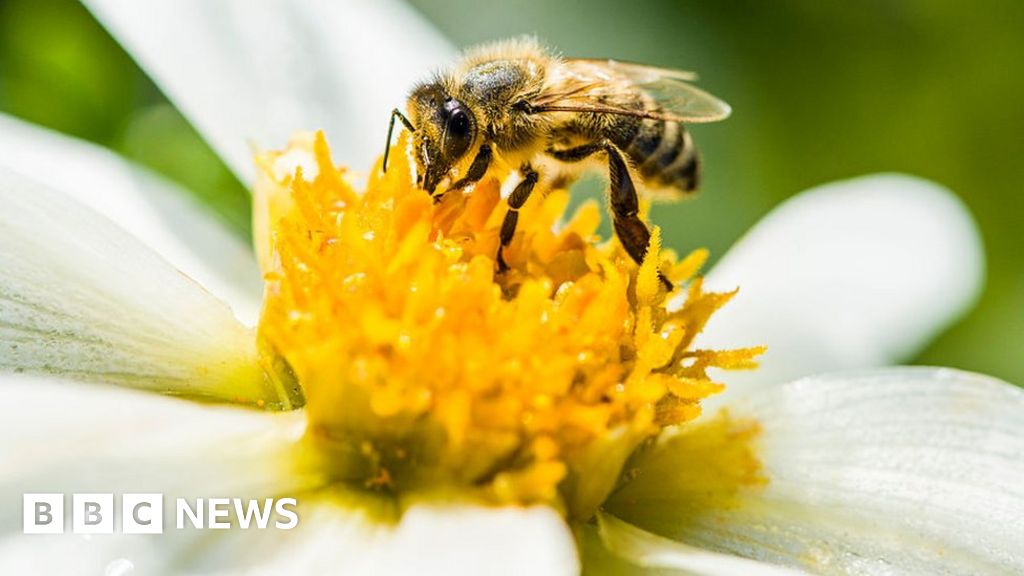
<box><xmin>383</xmin><ymin>38</ymin><xmax>730</xmax><ymax>287</ymax></box>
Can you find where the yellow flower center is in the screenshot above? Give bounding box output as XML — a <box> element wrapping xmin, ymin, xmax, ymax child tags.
<box><xmin>254</xmin><ymin>131</ymin><xmax>763</xmax><ymax>518</ymax></box>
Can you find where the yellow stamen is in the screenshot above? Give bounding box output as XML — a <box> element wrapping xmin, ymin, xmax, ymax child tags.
<box><xmin>255</xmin><ymin>131</ymin><xmax>763</xmax><ymax>517</ymax></box>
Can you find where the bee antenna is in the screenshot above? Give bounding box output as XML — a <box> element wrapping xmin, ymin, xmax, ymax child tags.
<box><xmin>384</xmin><ymin>108</ymin><xmax>416</xmax><ymax>173</ymax></box>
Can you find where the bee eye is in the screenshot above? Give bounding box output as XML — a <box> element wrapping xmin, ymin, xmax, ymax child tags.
<box><xmin>443</xmin><ymin>105</ymin><xmax>474</xmax><ymax>159</ymax></box>
<box><xmin>447</xmin><ymin>110</ymin><xmax>469</xmax><ymax>137</ymax></box>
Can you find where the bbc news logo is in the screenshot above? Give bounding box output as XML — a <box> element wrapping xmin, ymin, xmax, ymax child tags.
<box><xmin>23</xmin><ymin>494</ymin><xmax>298</xmax><ymax>534</ymax></box>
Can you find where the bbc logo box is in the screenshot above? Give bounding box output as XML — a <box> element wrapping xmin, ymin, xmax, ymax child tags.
<box><xmin>23</xmin><ymin>493</ymin><xmax>163</xmax><ymax>534</ymax></box>
<box><xmin>22</xmin><ymin>494</ymin><xmax>63</xmax><ymax>534</ymax></box>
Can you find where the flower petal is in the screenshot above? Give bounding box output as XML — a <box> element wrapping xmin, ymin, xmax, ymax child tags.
<box><xmin>0</xmin><ymin>376</ymin><xmax>311</xmax><ymax>574</ymax></box>
<box><xmin>576</xmin><ymin>512</ymin><xmax>807</xmax><ymax>576</ymax></box>
<box><xmin>371</xmin><ymin>504</ymin><xmax>578</xmax><ymax>576</ymax></box>
<box><xmin>183</xmin><ymin>501</ymin><xmax>578</xmax><ymax>576</ymax></box>
<box><xmin>699</xmin><ymin>174</ymin><xmax>983</xmax><ymax>392</ymax></box>
<box><xmin>0</xmin><ymin>112</ymin><xmax>261</xmax><ymax>323</ymax></box>
<box><xmin>0</xmin><ymin>377</ymin><xmax>578</xmax><ymax>575</ymax></box>
<box><xmin>606</xmin><ymin>368</ymin><xmax>1024</xmax><ymax>575</ymax></box>
<box><xmin>81</xmin><ymin>0</ymin><xmax>454</xmax><ymax>182</ymax></box>
<box><xmin>248</xmin><ymin>498</ymin><xmax>581</xmax><ymax>573</ymax></box>
<box><xmin>0</xmin><ymin>376</ymin><xmax>308</xmax><ymax>502</ymax></box>
<box><xmin>0</xmin><ymin>169</ymin><xmax>293</xmax><ymax>407</ymax></box>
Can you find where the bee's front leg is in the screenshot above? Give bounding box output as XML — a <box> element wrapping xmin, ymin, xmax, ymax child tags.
<box><xmin>497</xmin><ymin>164</ymin><xmax>539</xmax><ymax>272</ymax></box>
<box><xmin>440</xmin><ymin>143</ymin><xmax>492</xmax><ymax>202</ymax></box>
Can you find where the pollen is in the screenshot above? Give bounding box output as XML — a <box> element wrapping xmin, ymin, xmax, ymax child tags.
<box><xmin>255</xmin><ymin>131</ymin><xmax>763</xmax><ymax>517</ymax></box>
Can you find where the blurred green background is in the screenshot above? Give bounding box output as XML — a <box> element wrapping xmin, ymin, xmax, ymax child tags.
<box><xmin>1</xmin><ymin>0</ymin><xmax>1020</xmax><ymax>383</ymax></box>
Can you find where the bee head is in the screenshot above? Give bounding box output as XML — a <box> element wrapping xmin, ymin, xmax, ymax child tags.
<box><xmin>407</xmin><ymin>83</ymin><xmax>477</xmax><ymax>194</ymax></box>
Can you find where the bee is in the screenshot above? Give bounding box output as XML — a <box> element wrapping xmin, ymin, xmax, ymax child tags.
<box><xmin>383</xmin><ymin>38</ymin><xmax>730</xmax><ymax>288</ymax></box>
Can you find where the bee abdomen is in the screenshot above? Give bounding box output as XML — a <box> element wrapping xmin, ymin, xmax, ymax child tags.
<box><xmin>622</xmin><ymin>120</ymin><xmax>700</xmax><ymax>193</ymax></box>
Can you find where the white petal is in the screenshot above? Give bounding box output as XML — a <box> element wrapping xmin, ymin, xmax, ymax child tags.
<box><xmin>381</xmin><ymin>504</ymin><xmax>577</xmax><ymax>576</ymax></box>
<box><xmin>606</xmin><ymin>368</ymin><xmax>1024</xmax><ymax>575</ymax></box>
<box><xmin>577</xmin><ymin>512</ymin><xmax>807</xmax><ymax>576</ymax></box>
<box><xmin>699</xmin><ymin>174</ymin><xmax>983</xmax><ymax>393</ymax></box>
<box><xmin>186</xmin><ymin>501</ymin><xmax>578</xmax><ymax>576</ymax></box>
<box><xmin>0</xmin><ymin>170</ymin><xmax>293</xmax><ymax>407</ymax></box>
<box><xmin>0</xmin><ymin>376</ymin><xmax>308</xmax><ymax>503</ymax></box>
<box><xmin>0</xmin><ymin>113</ymin><xmax>261</xmax><ymax>323</ymax></box>
<box><xmin>82</xmin><ymin>0</ymin><xmax>454</xmax><ymax>183</ymax></box>
<box><xmin>0</xmin><ymin>377</ymin><xmax>577</xmax><ymax>575</ymax></box>
<box><xmin>0</xmin><ymin>376</ymin><xmax>310</xmax><ymax>575</ymax></box>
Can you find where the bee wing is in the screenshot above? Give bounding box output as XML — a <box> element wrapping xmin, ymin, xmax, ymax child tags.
<box><xmin>532</xmin><ymin>59</ymin><xmax>731</xmax><ymax>124</ymax></box>
<box><xmin>568</xmin><ymin>58</ymin><xmax>701</xmax><ymax>83</ymax></box>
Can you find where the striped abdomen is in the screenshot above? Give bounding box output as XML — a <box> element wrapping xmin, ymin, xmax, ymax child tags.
<box><xmin>618</xmin><ymin>118</ymin><xmax>701</xmax><ymax>195</ymax></box>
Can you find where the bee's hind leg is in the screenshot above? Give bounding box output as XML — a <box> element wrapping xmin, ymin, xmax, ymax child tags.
<box><xmin>548</xmin><ymin>140</ymin><xmax>672</xmax><ymax>290</ymax></box>
<box><xmin>496</xmin><ymin>164</ymin><xmax>539</xmax><ymax>272</ymax></box>
<box><xmin>606</xmin><ymin>145</ymin><xmax>674</xmax><ymax>291</ymax></box>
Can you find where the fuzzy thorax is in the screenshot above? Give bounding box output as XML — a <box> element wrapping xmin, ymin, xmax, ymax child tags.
<box><xmin>254</xmin><ymin>131</ymin><xmax>762</xmax><ymax>518</ymax></box>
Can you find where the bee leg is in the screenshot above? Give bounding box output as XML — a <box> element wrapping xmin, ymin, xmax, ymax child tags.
<box><xmin>439</xmin><ymin>143</ymin><xmax>492</xmax><ymax>203</ymax></box>
<box><xmin>497</xmin><ymin>164</ymin><xmax>539</xmax><ymax>272</ymax></box>
<box><xmin>548</xmin><ymin>141</ymin><xmax>672</xmax><ymax>290</ymax></box>
<box><xmin>606</xmin><ymin>145</ymin><xmax>674</xmax><ymax>291</ymax></box>
<box><xmin>383</xmin><ymin>108</ymin><xmax>415</xmax><ymax>173</ymax></box>
<box><xmin>546</xmin><ymin>142</ymin><xmax>605</xmax><ymax>163</ymax></box>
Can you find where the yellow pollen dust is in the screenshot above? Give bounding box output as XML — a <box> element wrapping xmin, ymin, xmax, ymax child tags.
<box><xmin>255</xmin><ymin>131</ymin><xmax>763</xmax><ymax>515</ymax></box>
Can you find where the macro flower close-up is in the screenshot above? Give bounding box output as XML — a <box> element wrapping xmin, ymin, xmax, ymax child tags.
<box><xmin>1</xmin><ymin>1</ymin><xmax>1023</xmax><ymax>575</ymax></box>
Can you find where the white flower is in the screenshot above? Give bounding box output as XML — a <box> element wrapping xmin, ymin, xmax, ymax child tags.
<box><xmin>0</xmin><ymin>2</ymin><xmax>1020</xmax><ymax>575</ymax></box>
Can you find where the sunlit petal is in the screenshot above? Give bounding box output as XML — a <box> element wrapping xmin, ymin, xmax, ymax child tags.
<box><xmin>0</xmin><ymin>170</ymin><xmax>292</xmax><ymax>407</ymax></box>
<box><xmin>0</xmin><ymin>376</ymin><xmax>308</xmax><ymax>507</ymax></box>
<box><xmin>82</xmin><ymin>0</ymin><xmax>454</xmax><ymax>182</ymax></box>
<box><xmin>0</xmin><ymin>376</ymin><xmax>310</xmax><ymax>574</ymax></box>
<box><xmin>161</xmin><ymin>496</ymin><xmax>577</xmax><ymax>569</ymax></box>
<box><xmin>606</xmin><ymin>368</ymin><xmax>1024</xmax><ymax>575</ymax></box>
<box><xmin>177</xmin><ymin>500</ymin><xmax>578</xmax><ymax>576</ymax></box>
<box><xmin>699</xmin><ymin>174</ymin><xmax>983</xmax><ymax>394</ymax></box>
<box><xmin>373</xmin><ymin>504</ymin><xmax>577</xmax><ymax>576</ymax></box>
<box><xmin>576</xmin><ymin>512</ymin><xmax>807</xmax><ymax>576</ymax></box>
<box><xmin>0</xmin><ymin>112</ymin><xmax>261</xmax><ymax>323</ymax></box>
